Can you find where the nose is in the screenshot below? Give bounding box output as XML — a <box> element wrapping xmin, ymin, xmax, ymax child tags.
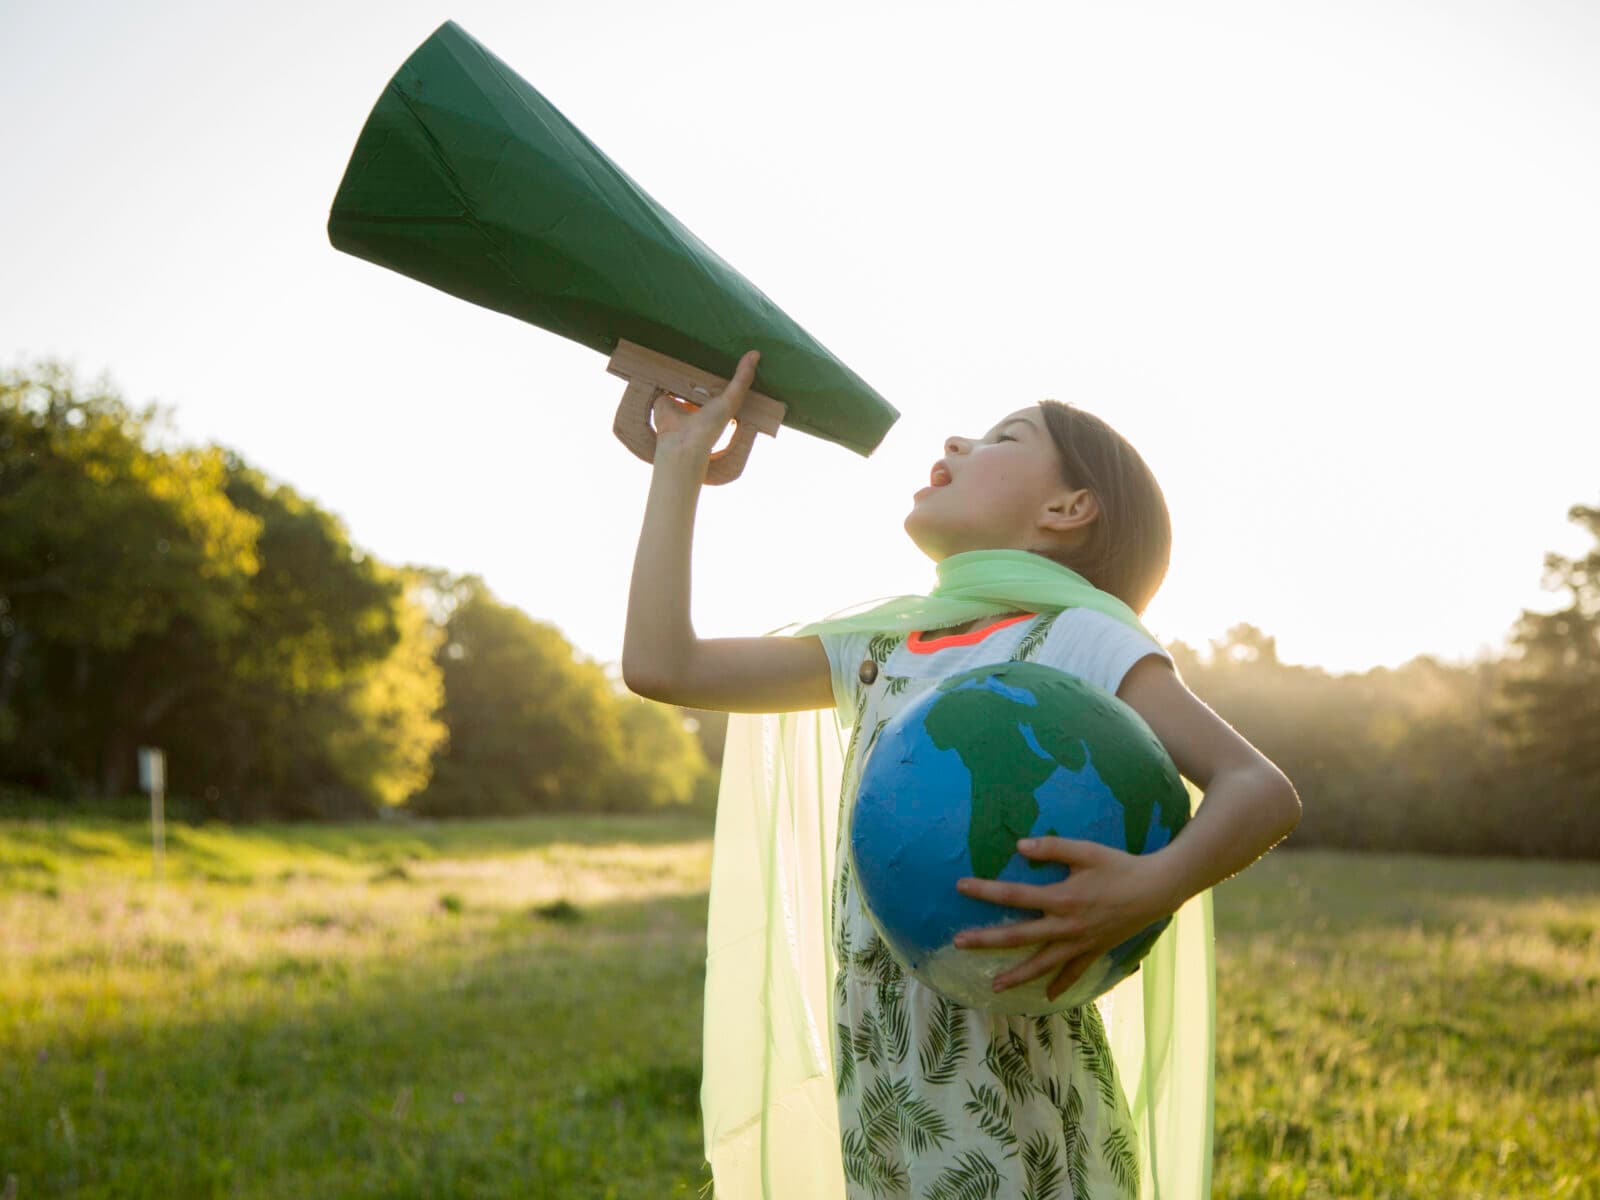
<box><xmin>945</xmin><ymin>436</ymin><xmax>970</xmax><ymax>456</ymax></box>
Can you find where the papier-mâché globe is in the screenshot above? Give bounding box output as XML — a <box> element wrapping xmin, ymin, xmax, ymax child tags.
<box><xmin>849</xmin><ymin>659</ymin><xmax>1191</xmax><ymax>1015</ymax></box>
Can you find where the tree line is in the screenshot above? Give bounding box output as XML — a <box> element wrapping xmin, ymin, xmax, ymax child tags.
<box><xmin>1170</xmin><ymin>578</ymin><xmax>1596</xmax><ymax>859</ymax></box>
<box><xmin>2</xmin><ymin>360</ymin><xmax>1595</xmax><ymax>856</ymax></box>
<box><xmin>0</xmin><ymin>360</ymin><xmax>713</xmax><ymax>820</ymax></box>
<box><xmin>1168</xmin><ymin>498</ymin><xmax>1599</xmax><ymax>859</ymax></box>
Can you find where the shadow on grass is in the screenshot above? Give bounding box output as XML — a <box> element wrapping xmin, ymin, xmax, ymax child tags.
<box><xmin>2</xmin><ymin>888</ymin><xmax>719</xmax><ymax>1200</ymax></box>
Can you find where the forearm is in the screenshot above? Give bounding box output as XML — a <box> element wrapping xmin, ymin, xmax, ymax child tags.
<box><xmin>1146</xmin><ymin>762</ymin><xmax>1300</xmax><ymax>913</ymax></box>
<box><xmin>622</xmin><ymin>451</ymin><xmax>704</xmax><ymax>687</ymax></box>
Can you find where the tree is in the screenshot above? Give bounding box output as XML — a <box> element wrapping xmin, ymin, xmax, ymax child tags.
<box><xmin>313</xmin><ymin>566</ymin><xmax>448</xmax><ymax>810</ymax></box>
<box><xmin>671</xmin><ymin>704</ymin><xmax>730</xmax><ymax>770</ymax></box>
<box><xmin>412</xmin><ymin>576</ymin><xmax>713</xmax><ymax>816</ymax></box>
<box><xmin>1209</xmin><ymin>623</ymin><xmax>1278</xmax><ymax>667</ymax></box>
<box><xmin>1498</xmin><ymin>501</ymin><xmax>1600</xmax><ymax>784</ymax></box>
<box><xmin>0</xmin><ymin>359</ymin><xmax>705</xmax><ymax>819</ymax></box>
<box><xmin>603</xmin><ymin>692</ymin><xmax>710</xmax><ymax>811</ymax></box>
<box><xmin>0</xmin><ymin>360</ymin><xmax>259</xmax><ymax>794</ymax></box>
<box><xmin>1166</xmin><ymin>628</ymin><xmax>1566</xmax><ymax>855</ymax></box>
<box><xmin>160</xmin><ymin>467</ymin><xmax>443</xmax><ymax>818</ymax></box>
<box><xmin>0</xmin><ymin>360</ymin><xmax>444</xmax><ymax>815</ymax></box>
<box><xmin>416</xmin><ymin>581</ymin><xmax>628</xmax><ymax>815</ymax></box>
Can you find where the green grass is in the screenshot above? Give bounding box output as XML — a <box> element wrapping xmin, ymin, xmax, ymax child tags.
<box><xmin>1</xmin><ymin>814</ymin><xmax>1596</xmax><ymax>1198</ymax></box>
<box><xmin>0</xmin><ymin>813</ymin><xmax>717</xmax><ymax>1199</ymax></box>
<box><xmin>1211</xmin><ymin>852</ymin><xmax>1599</xmax><ymax>1198</ymax></box>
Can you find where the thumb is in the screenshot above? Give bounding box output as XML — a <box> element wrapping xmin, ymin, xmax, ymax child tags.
<box><xmin>706</xmin><ymin>350</ymin><xmax>759</xmax><ymax>417</ymax></box>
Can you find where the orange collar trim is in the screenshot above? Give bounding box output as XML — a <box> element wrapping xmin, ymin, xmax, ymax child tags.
<box><xmin>905</xmin><ymin>612</ymin><xmax>1038</xmax><ymax>654</ymax></box>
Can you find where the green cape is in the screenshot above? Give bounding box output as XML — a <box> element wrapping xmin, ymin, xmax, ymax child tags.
<box><xmin>701</xmin><ymin>549</ymin><xmax>1215</xmax><ymax>1197</ymax></box>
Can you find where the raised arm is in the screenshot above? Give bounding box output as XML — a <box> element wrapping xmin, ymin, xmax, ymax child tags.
<box><xmin>620</xmin><ymin>350</ymin><xmax>835</xmax><ymax>714</ymax></box>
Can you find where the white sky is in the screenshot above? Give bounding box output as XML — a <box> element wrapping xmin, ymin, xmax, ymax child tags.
<box><xmin>3</xmin><ymin>0</ymin><xmax>1597</xmax><ymax>674</ymax></box>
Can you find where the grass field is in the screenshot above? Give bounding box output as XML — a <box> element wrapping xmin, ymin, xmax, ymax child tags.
<box><xmin>1</xmin><ymin>814</ymin><xmax>1595</xmax><ymax>1198</ymax></box>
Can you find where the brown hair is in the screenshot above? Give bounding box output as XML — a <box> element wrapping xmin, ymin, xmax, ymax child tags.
<box><xmin>1034</xmin><ymin>400</ymin><xmax>1172</xmax><ymax>614</ymax></box>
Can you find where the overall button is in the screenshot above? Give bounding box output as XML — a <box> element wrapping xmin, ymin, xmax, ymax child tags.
<box><xmin>858</xmin><ymin>658</ymin><xmax>878</xmax><ymax>686</ymax></box>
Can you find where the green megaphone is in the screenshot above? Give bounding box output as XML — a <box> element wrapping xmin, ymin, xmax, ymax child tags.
<box><xmin>328</xmin><ymin>20</ymin><xmax>898</xmax><ymax>483</ymax></box>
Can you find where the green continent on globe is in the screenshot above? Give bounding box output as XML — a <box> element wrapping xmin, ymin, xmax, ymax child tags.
<box><xmin>921</xmin><ymin>662</ymin><xmax>1188</xmax><ymax>879</ymax></box>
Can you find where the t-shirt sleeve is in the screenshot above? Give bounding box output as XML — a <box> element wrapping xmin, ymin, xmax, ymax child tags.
<box><xmin>1037</xmin><ymin>608</ymin><xmax>1172</xmax><ymax>697</ymax></box>
<box><xmin>814</xmin><ymin>630</ymin><xmax>875</xmax><ymax>728</ymax></box>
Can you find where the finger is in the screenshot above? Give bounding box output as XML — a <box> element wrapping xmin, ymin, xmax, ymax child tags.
<box><xmin>955</xmin><ymin>876</ymin><xmax>1054</xmax><ymax>911</ymax></box>
<box><xmin>1044</xmin><ymin>952</ymin><xmax>1096</xmax><ymax>1002</ymax></box>
<box><xmin>1018</xmin><ymin>836</ymin><xmax>1110</xmax><ymax>865</ymax></box>
<box><xmin>953</xmin><ymin>915</ymin><xmax>1065</xmax><ymax>951</ymax></box>
<box><xmin>992</xmin><ymin>940</ymin><xmax>1080</xmax><ymax>992</ymax></box>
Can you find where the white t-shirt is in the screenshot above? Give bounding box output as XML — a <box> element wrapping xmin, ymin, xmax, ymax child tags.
<box><xmin>814</xmin><ymin>608</ymin><xmax>1171</xmax><ymax>1200</ymax></box>
<box><xmin>820</xmin><ymin>608</ymin><xmax>1170</xmax><ymax>734</ymax></box>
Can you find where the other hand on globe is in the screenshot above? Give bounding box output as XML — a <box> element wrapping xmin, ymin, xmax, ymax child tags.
<box><xmin>953</xmin><ymin>835</ymin><xmax>1178</xmax><ymax>1001</ymax></box>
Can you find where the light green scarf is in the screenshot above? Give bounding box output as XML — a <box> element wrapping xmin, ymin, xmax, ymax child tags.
<box><xmin>700</xmin><ymin>548</ymin><xmax>1214</xmax><ymax>1199</ymax></box>
<box><xmin>787</xmin><ymin>547</ymin><xmax>1150</xmax><ymax>641</ymax></box>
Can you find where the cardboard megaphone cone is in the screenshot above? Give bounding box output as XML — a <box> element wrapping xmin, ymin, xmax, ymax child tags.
<box><xmin>328</xmin><ymin>20</ymin><xmax>898</xmax><ymax>482</ymax></box>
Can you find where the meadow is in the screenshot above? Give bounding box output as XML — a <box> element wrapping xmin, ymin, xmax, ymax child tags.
<box><xmin>1</xmin><ymin>813</ymin><xmax>1595</xmax><ymax>1198</ymax></box>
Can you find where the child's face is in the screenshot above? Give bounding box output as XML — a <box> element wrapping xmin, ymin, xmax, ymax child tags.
<box><xmin>903</xmin><ymin>404</ymin><xmax>1095</xmax><ymax>562</ymax></box>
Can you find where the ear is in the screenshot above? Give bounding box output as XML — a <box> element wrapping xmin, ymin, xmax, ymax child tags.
<box><xmin>1039</xmin><ymin>487</ymin><xmax>1098</xmax><ymax>534</ymax></box>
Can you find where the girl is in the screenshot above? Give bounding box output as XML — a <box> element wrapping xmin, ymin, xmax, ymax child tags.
<box><xmin>623</xmin><ymin>350</ymin><xmax>1300</xmax><ymax>1199</ymax></box>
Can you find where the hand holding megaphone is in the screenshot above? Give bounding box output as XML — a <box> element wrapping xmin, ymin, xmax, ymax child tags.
<box><xmin>646</xmin><ymin>350</ymin><xmax>761</xmax><ymax>482</ymax></box>
<box><xmin>610</xmin><ymin>342</ymin><xmax>783</xmax><ymax>485</ymax></box>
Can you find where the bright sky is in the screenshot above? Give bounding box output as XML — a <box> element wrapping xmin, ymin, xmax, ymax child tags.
<box><xmin>4</xmin><ymin>0</ymin><xmax>1597</xmax><ymax>674</ymax></box>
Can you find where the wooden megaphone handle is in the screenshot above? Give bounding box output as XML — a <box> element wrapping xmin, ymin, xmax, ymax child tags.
<box><xmin>607</xmin><ymin>340</ymin><xmax>787</xmax><ymax>485</ymax></box>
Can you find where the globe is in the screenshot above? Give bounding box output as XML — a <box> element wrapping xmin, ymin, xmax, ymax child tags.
<box><xmin>849</xmin><ymin>659</ymin><xmax>1191</xmax><ymax>1016</ymax></box>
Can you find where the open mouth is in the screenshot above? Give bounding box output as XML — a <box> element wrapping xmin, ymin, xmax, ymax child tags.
<box><xmin>914</xmin><ymin>462</ymin><xmax>953</xmax><ymax>500</ymax></box>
